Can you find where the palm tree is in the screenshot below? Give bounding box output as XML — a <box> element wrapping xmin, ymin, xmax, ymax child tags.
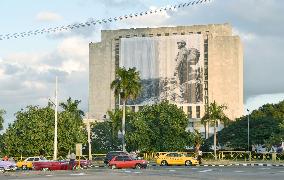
<box><xmin>110</xmin><ymin>67</ymin><xmax>142</xmax><ymax>152</ymax></box>
<box><xmin>59</xmin><ymin>97</ymin><xmax>84</xmax><ymax>118</ymax></box>
<box><xmin>201</xmin><ymin>100</ymin><xmax>229</xmax><ymax>160</ymax></box>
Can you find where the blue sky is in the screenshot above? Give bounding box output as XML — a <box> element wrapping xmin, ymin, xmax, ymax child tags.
<box><xmin>0</xmin><ymin>0</ymin><xmax>284</xmax><ymax>129</ymax></box>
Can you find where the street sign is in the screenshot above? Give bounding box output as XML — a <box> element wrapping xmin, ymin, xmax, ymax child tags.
<box><xmin>76</xmin><ymin>143</ymin><xmax>82</xmax><ymax>156</ymax></box>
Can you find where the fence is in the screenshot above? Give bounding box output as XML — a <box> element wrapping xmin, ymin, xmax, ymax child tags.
<box><xmin>11</xmin><ymin>151</ymin><xmax>284</xmax><ymax>163</ymax></box>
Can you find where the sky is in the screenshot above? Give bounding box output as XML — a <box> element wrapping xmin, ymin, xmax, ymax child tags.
<box><xmin>0</xmin><ymin>0</ymin><xmax>284</xmax><ymax>129</ymax></box>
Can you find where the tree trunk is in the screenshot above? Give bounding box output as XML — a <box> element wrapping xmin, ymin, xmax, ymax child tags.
<box><xmin>214</xmin><ymin>120</ymin><xmax>217</xmax><ymax>160</ymax></box>
<box><xmin>122</xmin><ymin>100</ymin><xmax>126</xmax><ymax>152</ymax></box>
<box><xmin>204</xmin><ymin>121</ymin><xmax>207</xmax><ymax>139</ymax></box>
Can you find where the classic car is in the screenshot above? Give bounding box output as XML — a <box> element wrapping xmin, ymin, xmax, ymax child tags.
<box><xmin>16</xmin><ymin>156</ymin><xmax>47</xmax><ymax>170</ymax></box>
<box><xmin>156</xmin><ymin>152</ymin><xmax>199</xmax><ymax>166</ymax></box>
<box><xmin>0</xmin><ymin>160</ymin><xmax>17</xmax><ymax>172</ymax></box>
<box><xmin>108</xmin><ymin>155</ymin><xmax>148</xmax><ymax>169</ymax></box>
<box><xmin>33</xmin><ymin>161</ymin><xmax>69</xmax><ymax>171</ymax></box>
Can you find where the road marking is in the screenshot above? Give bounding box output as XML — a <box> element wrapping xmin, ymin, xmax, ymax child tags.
<box><xmin>199</xmin><ymin>169</ymin><xmax>213</xmax><ymax>173</ymax></box>
<box><xmin>278</xmin><ymin>171</ymin><xmax>284</xmax><ymax>173</ymax></box>
<box><xmin>259</xmin><ymin>168</ymin><xmax>271</xmax><ymax>170</ymax></box>
<box><xmin>169</xmin><ymin>169</ymin><xmax>176</xmax><ymax>172</ymax></box>
<box><xmin>124</xmin><ymin>170</ymin><xmax>132</xmax><ymax>173</ymax></box>
<box><xmin>70</xmin><ymin>173</ymin><xmax>85</xmax><ymax>176</ymax></box>
<box><xmin>134</xmin><ymin>171</ymin><xmax>142</xmax><ymax>174</ymax></box>
<box><xmin>234</xmin><ymin>171</ymin><xmax>244</xmax><ymax>173</ymax></box>
<box><xmin>46</xmin><ymin>175</ymin><xmax>53</xmax><ymax>176</ymax></box>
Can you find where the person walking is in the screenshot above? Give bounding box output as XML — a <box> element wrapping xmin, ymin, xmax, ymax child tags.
<box><xmin>197</xmin><ymin>150</ymin><xmax>202</xmax><ymax>164</ymax></box>
<box><xmin>69</xmin><ymin>152</ymin><xmax>76</xmax><ymax>170</ymax></box>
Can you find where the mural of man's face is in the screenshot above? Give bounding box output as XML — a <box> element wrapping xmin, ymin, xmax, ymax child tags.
<box><xmin>177</xmin><ymin>42</ymin><xmax>185</xmax><ymax>49</ymax></box>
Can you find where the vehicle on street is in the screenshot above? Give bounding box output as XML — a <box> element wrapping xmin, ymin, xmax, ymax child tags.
<box><xmin>75</xmin><ymin>157</ymin><xmax>92</xmax><ymax>168</ymax></box>
<box><xmin>16</xmin><ymin>156</ymin><xmax>47</xmax><ymax>170</ymax></box>
<box><xmin>33</xmin><ymin>161</ymin><xmax>69</xmax><ymax>171</ymax></box>
<box><xmin>156</xmin><ymin>152</ymin><xmax>199</xmax><ymax>166</ymax></box>
<box><xmin>104</xmin><ymin>151</ymin><xmax>129</xmax><ymax>164</ymax></box>
<box><xmin>108</xmin><ymin>155</ymin><xmax>148</xmax><ymax>169</ymax></box>
<box><xmin>0</xmin><ymin>160</ymin><xmax>17</xmax><ymax>172</ymax></box>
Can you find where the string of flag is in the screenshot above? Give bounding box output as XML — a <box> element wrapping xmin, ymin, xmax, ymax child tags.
<box><xmin>0</xmin><ymin>0</ymin><xmax>212</xmax><ymax>41</ymax></box>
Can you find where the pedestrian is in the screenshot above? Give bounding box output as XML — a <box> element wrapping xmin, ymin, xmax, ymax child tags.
<box><xmin>197</xmin><ymin>150</ymin><xmax>202</xmax><ymax>164</ymax></box>
<box><xmin>69</xmin><ymin>152</ymin><xmax>76</xmax><ymax>170</ymax></box>
<box><xmin>2</xmin><ymin>155</ymin><xmax>8</xmax><ymax>161</ymax></box>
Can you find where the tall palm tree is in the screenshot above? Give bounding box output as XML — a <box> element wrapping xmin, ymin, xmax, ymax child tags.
<box><xmin>201</xmin><ymin>100</ymin><xmax>229</xmax><ymax>160</ymax></box>
<box><xmin>110</xmin><ymin>67</ymin><xmax>141</xmax><ymax>152</ymax></box>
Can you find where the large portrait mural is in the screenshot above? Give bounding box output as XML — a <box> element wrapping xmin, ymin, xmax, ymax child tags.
<box><xmin>120</xmin><ymin>35</ymin><xmax>204</xmax><ymax>105</ymax></box>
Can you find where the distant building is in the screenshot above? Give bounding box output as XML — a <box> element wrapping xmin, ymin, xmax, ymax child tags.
<box><xmin>89</xmin><ymin>23</ymin><xmax>243</xmax><ymax>137</ymax></box>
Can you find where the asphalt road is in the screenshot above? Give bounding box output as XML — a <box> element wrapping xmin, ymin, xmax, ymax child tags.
<box><xmin>1</xmin><ymin>166</ymin><xmax>284</xmax><ymax>180</ymax></box>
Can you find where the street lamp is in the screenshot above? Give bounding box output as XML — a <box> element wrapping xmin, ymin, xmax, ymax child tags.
<box><xmin>247</xmin><ymin>109</ymin><xmax>250</xmax><ymax>151</ymax></box>
<box><xmin>50</xmin><ymin>76</ymin><xmax>58</xmax><ymax>160</ymax></box>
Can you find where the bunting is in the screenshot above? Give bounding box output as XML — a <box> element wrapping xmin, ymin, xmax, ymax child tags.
<box><xmin>0</xmin><ymin>0</ymin><xmax>212</xmax><ymax>41</ymax></box>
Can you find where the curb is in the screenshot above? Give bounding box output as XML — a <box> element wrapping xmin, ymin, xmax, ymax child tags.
<box><xmin>148</xmin><ymin>163</ymin><xmax>284</xmax><ymax>167</ymax></box>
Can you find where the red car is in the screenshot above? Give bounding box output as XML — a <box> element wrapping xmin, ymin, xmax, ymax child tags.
<box><xmin>33</xmin><ymin>161</ymin><xmax>69</xmax><ymax>171</ymax></box>
<box><xmin>108</xmin><ymin>155</ymin><xmax>148</xmax><ymax>169</ymax></box>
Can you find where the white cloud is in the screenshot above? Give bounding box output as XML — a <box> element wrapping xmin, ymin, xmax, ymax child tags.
<box><xmin>245</xmin><ymin>93</ymin><xmax>284</xmax><ymax>112</ymax></box>
<box><xmin>122</xmin><ymin>7</ymin><xmax>172</xmax><ymax>28</ymax></box>
<box><xmin>232</xmin><ymin>28</ymin><xmax>256</xmax><ymax>42</ymax></box>
<box><xmin>36</xmin><ymin>11</ymin><xmax>62</xmax><ymax>22</ymax></box>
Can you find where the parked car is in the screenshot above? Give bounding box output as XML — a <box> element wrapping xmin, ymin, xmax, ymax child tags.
<box><xmin>16</xmin><ymin>156</ymin><xmax>47</xmax><ymax>170</ymax></box>
<box><xmin>33</xmin><ymin>161</ymin><xmax>69</xmax><ymax>171</ymax></box>
<box><xmin>104</xmin><ymin>151</ymin><xmax>129</xmax><ymax>165</ymax></box>
<box><xmin>156</xmin><ymin>152</ymin><xmax>199</xmax><ymax>166</ymax></box>
<box><xmin>0</xmin><ymin>160</ymin><xmax>17</xmax><ymax>172</ymax></box>
<box><xmin>75</xmin><ymin>157</ymin><xmax>92</xmax><ymax>168</ymax></box>
<box><xmin>93</xmin><ymin>156</ymin><xmax>105</xmax><ymax>167</ymax></box>
<box><xmin>108</xmin><ymin>155</ymin><xmax>148</xmax><ymax>169</ymax></box>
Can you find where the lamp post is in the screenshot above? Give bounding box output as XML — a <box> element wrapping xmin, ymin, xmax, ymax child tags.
<box><xmin>53</xmin><ymin>76</ymin><xmax>58</xmax><ymax>160</ymax></box>
<box><xmin>247</xmin><ymin>109</ymin><xmax>250</xmax><ymax>151</ymax></box>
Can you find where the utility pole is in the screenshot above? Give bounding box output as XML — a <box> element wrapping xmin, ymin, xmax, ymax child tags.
<box><xmin>53</xmin><ymin>76</ymin><xmax>58</xmax><ymax>160</ymax></box>
<box><xmin>247</xmin><ymin>109</ymin><xmax>250</xmax><ymax>151</ymax></box>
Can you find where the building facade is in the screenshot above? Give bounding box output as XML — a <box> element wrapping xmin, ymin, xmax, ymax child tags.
<box><xmin>89</xmin><ymin>23</ymin><xmax>243</xmax><ymax>137</ymax></box>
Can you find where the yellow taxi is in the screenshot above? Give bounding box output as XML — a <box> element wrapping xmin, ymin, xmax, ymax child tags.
<box><xmin>16</xmin><ymin>156</ymin><xmax>46</xmax><ymax>170</ymax></box>
<box><xmin>156</xmin><ymin>152</ymin><xmax>199</xmax><ymax>166</ymax></box>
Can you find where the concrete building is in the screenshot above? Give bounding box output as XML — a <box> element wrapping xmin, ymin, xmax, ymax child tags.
<box><xmin>89</xmin><ymin>23</ymin><xmax>243</xmax><ymax>137</ymax></box>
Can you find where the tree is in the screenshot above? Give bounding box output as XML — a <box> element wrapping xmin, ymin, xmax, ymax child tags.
<box><xmin>192</xmin><ymin>130</ymin><xmax>204</xmax><ymax>154</ymax></box>
<box><xmin>126</xmin><ymin>101</ymin><xmax>193</xmax><ymax>152</ymax></box>
<box><xmin>58</xmin><ymin>97</ymin><xmax>87</xmax><ymax>155</ymax></box>
<box><xmin>2</xmin><ymin>98</ymin><xmax>87</xmax><ymax>157</ymax></box>
<box><xmin>91</xmin><ymin>121</ymin><xmax>121</xmax><ymax>153</ymax></box>
<box><xmin>110</xmin><ymin>67</ymin><xmax>142</xmax><ymax>151</ymax></box>
<box><xmin>0</xmin><ymin>109</ymin><xmax>5</xmax><ymax>131</ymax></box>
<box><xmin>3</xmin><ymin>105</ymin><xmax>55</xmax><ymax>156</ymax></box>
<box><xmin>201</xmin><ymin>101</ymin><xmax>229</xmax><ymax>160</ymax></box>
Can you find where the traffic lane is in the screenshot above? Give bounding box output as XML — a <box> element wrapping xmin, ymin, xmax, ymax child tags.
<box><xmin>1</xmin><ymin>166</ymin><xmax>284</xmax><ymax>180</ymax></box>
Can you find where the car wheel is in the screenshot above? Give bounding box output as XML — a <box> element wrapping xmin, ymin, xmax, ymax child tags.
<box><xmin>0</xmin><ymin>167</ymin><xmax>5</xmax><ymax>173</ymax></box>
<box><xmin>42</xmin><ymin>168</ymin><xmax>49</xmax><ymax>171</ymax></box>
<box><xmin>111</xmin><ymin>165</ymin><xmax>117</xmax><ymax>169</ymax></box>
<box><xmin>22</xmin><ymin>165</ymin><xmax>27</xmax><ymax>170</ymax></box>
<box><xmin>135</xmin><ymin>164</ymin><xmax>141</xmax><ymax>169</ymax></box>
<box><xmin>185</xmin><ymin>160</ymin><xmax>192</xmax><ymax>166</ymax></box>
<box><xmin>161</xmin><ymin>160</ymin><xmax>168</xmax><ymax>166</ymax></box>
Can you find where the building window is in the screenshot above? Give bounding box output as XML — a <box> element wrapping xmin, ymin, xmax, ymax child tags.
<box><xmin>157</xmin><ymin>33</ymin><xmax>161</xmax><ymax>36</ymax></box>
<box><xmin>138</xmin><ymin>106</ymin><xmax>143</xmax><ymax>111</ymax></box>
<box><xmin>149</xmin><ymin>34</ymin><xmax>154</xmax><ymax>37</ymax></box>
<box><xmin>196</xmin><ymin>106</ymin><xmax>200</xmax><ymax>118</ymax></box>
<box><xmin>173</xmin><ymin>32</ymin><xmax>177</xmax><ymax>35</ymax></box>
<box><xmin>165</xmin><ymin>33</ymin><xmax>169</xmax><ymax>36</ymax></box>
<box><xmin>181</xmin><ymin>32</ymin><xmax>185</xmax><ymax>35</ymax></box>
<box><xmin>142</xmin><ymin>34</ymin><xmax>146</xmax><ymax>37</ymax></box>
<box><xmin>131</xmin><ymin>106</ymin><xmax>135</xmax><ymax>112</ymax></box>
<box><xmin>188</xmin><ymin>106</ymin><xmax>192</xmax><ymax>118</ymax></box>
<box><xmin>126</xmin><ymin>35</ymin><xmax>130</xmax><ymax>38</ymax></box>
